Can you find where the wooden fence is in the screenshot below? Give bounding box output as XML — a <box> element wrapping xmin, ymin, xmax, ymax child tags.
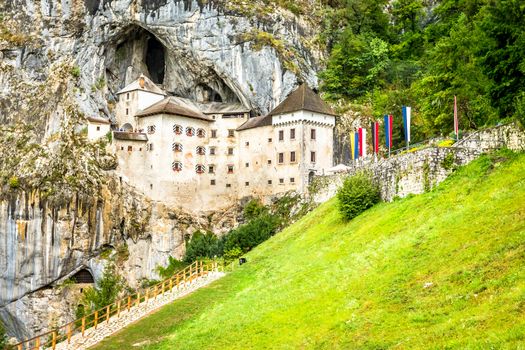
<box><xmin>12</xmin><ymin>260</ymin><xmax>222</xmax><ymax>350</ymax></box>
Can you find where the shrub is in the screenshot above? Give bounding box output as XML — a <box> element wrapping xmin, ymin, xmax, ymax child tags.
<box><xmin>79</xmin><ymin>263</ymin><xmax>124</xmax><ymax>314</ymax></box>
<box><xmin>0</xmin><ymin>321</ymin><xmax>7</xmax><ymax>350</ymax></box>
<box><xmin>438</xmin><ymin>139</ymin><xmax>455</xmax><ymax>148</ymax></box>
<box><xmin>156</xmin><ymin>256</ymin><xmax>187</xmax><ymax>279</ymax></box>
<box><xmin>337</xmin><ymin>173</ymin><xmax>381</xmax><ymax>221</ymax></box>
<box><xmin>223</xmin><ymin>214</ymin><xmax>279</xmax><ymax>253</ymax></box>
<box><xmin>243</xmin><ymin>199</ymin><xmax>268</xmax><ymax>222</ymax></box>
<box><xmin>223</xmin><ymin>247</ymin><xmax>244</xmax><ymax>264</ymax></box>
<box><xmin>183</xmin><ymin>231</ymin><xmax>222</xmax><ymax>263</ymax></box>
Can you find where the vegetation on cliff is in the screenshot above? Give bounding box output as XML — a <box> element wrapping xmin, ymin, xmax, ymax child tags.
<box><xmin>92</xmin><ymin>150</ymin><xmax>525</xmax><ymax>349</ymax></box>
<box><xmin>319</xmin><ymin>0</ymin><xmax>525</xmax><ymax>145</ymax></box>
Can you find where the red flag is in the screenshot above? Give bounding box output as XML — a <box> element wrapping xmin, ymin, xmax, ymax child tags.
<box><xmin>389</xmin><ymin>115</ymin><xmax>393</xmax><ymax>148</ymax></box>
<box><xmin>358</xmin><ymin>128</ymin><xmax>363</xmax><ymax>157</ymax></box>
<box><xmin>375</xmin><ymin>122</ymin><xmax>380</xmax><ymax>153</ymax></box>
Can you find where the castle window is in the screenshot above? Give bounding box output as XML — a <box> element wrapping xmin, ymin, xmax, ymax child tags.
<box><xmin>127</xmin><ymin>93</ymin><xmax>130</xmax><ymax>100</ymax></box>
<box><xmin>147</xmin><ymin>143</ymin><xmax>154</xmax><ymax>151</ymax></box>
<box><xmin>290</xmin><ymin>128</ymin><xmax>296</xmax><ymax>140</ymax></box>
<box><xmin>209</xmin><ymin>165</ymin><xmax>215</xmax><ymax>174</ymax></box>
<box><xmin>127</xmin><ymin>146</ymin><xmax>133</xmax><ymax>152</ymax></box>
<box><xmin>173</xmin><ymin>124</ymin><xmax>183</xmax><ymax>135</ymax></box>
<box><xmin>290</xmin><ymin>177</ymin><xmax>295</xmax><ymax>183</ymax></box>
<box><xmin>245</xmin><ymin>162</ymin><xmax>249</xmax><ymax>167</ymax></box>
<box><xmin>226</xmin><ymin>183</ymin><xmax>231</xmax><ymax>188</ymax></box>
<box><xmin>210</xmin><ymin>147</ymin><xmax>216</xmax><ymax>155</ymax></box>
<box><xmin>311</xmin><ymin>129</ymin><xmax>316</xmax><ymax>140</ymax></box>
<box><xmin>228</xmin><ymin>147</ymin><xmax>234</xmax><ymax>155</ymax></box>
<box><xmin>227</xmin><ymin>165</ymin><xmax>234</xmax><ymax>174</ymax></box>
<box><xmin>172</xmin><ymin>161</ymin><xmax>182</xmax><ymax>172</ymax></box>
<box><xmin>278</xmin><ymin>153</ymin><xmax>284</xmax><ymax>164</ymax></box>
<box><xmin>120</xmin><ymin>146</ymin><xmax>124</xmax><ymax>151</ymax></box>
<box><xmin>211</xmin><ymin>179</ymin><xmax>216</xmax><ymax>185</ymax></box>
<box><xmin>186</xmin><ymin>127</ymin><xmax>195</xmax><ymax>136</ymax></box>
<box><xmin>311</xmin><ymin>151</ymin><xmax>316</xmax><ymax>163</ymax></box>
<box><xmin>245</xmin><ymin>142</ymin><xmax>249</xmax><ymax>146</ymax></box>
<box><xmin>126</xmin><ymin>108</ymin><xmax>129</xmax><ymax>116</ymax></box>
<box><xmin>268</xmin><ymin>138</ymin><xmax>272</xmax><ymax>143</ymax></box>
<box><xmin>147</xmin><ymin>125</ymin><xmax>156</xmax><ymax>134</ymax></box>
<box><xmin>268</xmin><ymin>180</ymin><xmax>272</xmax><ymax>185</ymax></box>
<box><xmin>278</xmin><ymin>130</ymin><xmax>284</xmax><ymax>141</ymax></box>
<box><xmin>279</xmin><ymin>178</ymin><xmax>284</xmax><ymax>184</ymax></box>
<box><xmin>196</xmin><ymin>146</ymin><xmax>206</xmax><ymax>155</ymax></box>
<box><xmin>172</xmin><ymin>143</ymin><xmax>183</xmax><ymax>152</ymax></box>
<box><xmin>139</xmin><ymin>147</ymin><xmax>142</xmax><ymax>151</ymax></box>
<box><xmin>197</xmin><ymin>128</ymin><xmax>206</xmax><ymax>138</ymax></box>
<box><xmin>195</xmin><ymin>164</ymin><xmax>206</xmax><ymax>174</ymax></box>
<box><xmin>96</xmin><ymin>126</ymin><xmax>101</xmax><ymax>131</ymax></box>
<box><xmin>228</xmin><ymin>129</ymin><xmax>235</xmax><ymax>137</ymax></box>
<box><xmin>211</xmin><ymin>129</ymin><xmax>217</xmax><ymax>138</ymax></box>
<box><xmin>245</xmin><ymin>182</ymin><xmax>249</xmax><ymax>186</ymax></box>
<box><xmin>290</xmin><ymin>151</ymin><xmax>296</xmax><ymax>163</ymax></box>
<box><xmin>267</xmin><ymin>159</ymin><xmax>272</xmax><ymax>165</ymax></box>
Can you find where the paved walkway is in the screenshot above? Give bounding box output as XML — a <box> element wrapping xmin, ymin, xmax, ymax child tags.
<box><xmin>54</xmin><ymin>272</ymin><xmax>225</xmax><ymax>350</ymax></box>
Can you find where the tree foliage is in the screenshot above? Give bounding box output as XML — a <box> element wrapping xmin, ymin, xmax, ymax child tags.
<box><xmin>320</xmin><ymin>0</ymin><xmax>525</xmax><ymax>139</ymax></box>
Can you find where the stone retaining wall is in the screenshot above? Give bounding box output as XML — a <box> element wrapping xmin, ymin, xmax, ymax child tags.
<box><xmin>314</xmin><ymin>122</ymin><xmax>525</xmax><ymax>203</ymax></box>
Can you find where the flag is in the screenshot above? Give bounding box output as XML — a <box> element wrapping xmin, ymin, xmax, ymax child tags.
<box><xmin>384</xmin><ymin>114</ymin><xmax>393</xmax><ymax>150</ymax></box>
<box><xmin>454</xmin><ymin>95</ymin><xmax>459</xmax><ymax>139</ymax></box>
<box><xmin>402</xmin><ymin>106</ymin><xmax>411</xmax><ymax>143</ymax></box>
<box><xmin>361</xmin><ymin>128</ymin><xmax>367</xmax><ymax>158</ymax></box>
<box><xmin>358</xmin><ymin>128</ymin><xmax>363</xmax><ymax>157</ymax></box>
<box><xmin>371</xmin><ymin>121</ymin><xmax>380</xmax><ymax>154</ymax></box>
<box><xmin>350</xmin><ymin>132</ymin><xmax>355</xmax><ymax>160</ymax></box>
<box><xmin>354</xmin><ymin>132</ymin><xmax>359</xmax><ymax>160</ymax></box>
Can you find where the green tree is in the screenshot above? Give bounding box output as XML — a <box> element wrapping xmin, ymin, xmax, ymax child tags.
<box><xmin>78</xmin><ymin>263</ymin><xmax>124</xmax><ymax>315</ymax></box>
<box><xmin>156</xmin><ymin>256</ymin><xmax>187</xmax><ymax>279</ymax></box>
<box><xmin>183</xmin><ymin>231</ymin><xmax>222</xmax><ymax>263</ymax></box>
<box><xmin>320</xmin><ymin>31</ymin><xmax>389</xmax><ymax>101</ymax></box>
<box><xmin>0</xmin><ymin>321</ymin><xmax>7</xmax><ymax>350</ymax></box>
<box><xmin>477</xmin><ymin>0</ymin><xmax>525</xmax><ymax>118</ymax></box>
<box><xmin>413</xmin><ymin>13</ymin><xmax>497</xmax><ymax>134</ymax></box>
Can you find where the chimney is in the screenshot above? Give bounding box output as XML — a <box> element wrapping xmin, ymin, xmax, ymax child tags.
<box><xmin>139</xmin><ymin>76</ymin><xmax>145</xmax><ymax>89</ymax></box>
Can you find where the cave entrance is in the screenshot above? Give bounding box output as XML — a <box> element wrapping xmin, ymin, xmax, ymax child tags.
<box><xmin>71</xmin><ymin>269</ymin><xmax>95</xmax><ymax>284</ymax></box>
<box><xmin>145</xmin><ymin>36</ymin><xmax>165</xmax><ymax>84</ymax></box>
<box><xmin>197</xmin><ymin>84</ymin><xmax>223</xmax><ymax>103</ymax></box>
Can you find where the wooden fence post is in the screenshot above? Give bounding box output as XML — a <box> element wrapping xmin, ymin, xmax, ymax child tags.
<box><xmin>162</xmin><ymin>281</ymin><xmax>165</xmax><ymax>295</ymax></box>
<box><xmin>106</xmin><ymin>305</ymin><xmax>111</xmax><ymax>323</ymax></box>
<box><xmin>154</xmin><ymin>285</ymin><xmax>158</xmax><ymax>300</ymax></box>
<box><xmin>67</xmin><ymin>324</ymin><xmax>72</xmax><ymax>344</ymax></box>
<box><xmin>17</xmin><ymin>344</ymin><xmax>22</xmax><ymax>350</ymax></box>
<box><xmin>127</xmin><ymin>296</ymin><xmax>131</xmax><ymax>311</ymax></box>
<box><xmin>136</xmin><ymin>293</ymin><xmax>141</xmax><ymax>307</ymax></box>
<box><xmin>35</xmin><ymin>336</ymin><xmax>40</xmax><ymax>348</ymax></box>
<box><xmin>82</xmin><ymin>317</ymin><xmax>86</xmax><ymax>336</ymax></box>
<box><xmin>145</xmin><ymin>289</ymin><xmax>149</xmax><ymax>303</ymax></box>
<box><xmin>94</xmin><ymin>311</ymin><xmax>99</xmax><ymax>329</ymax></box>
<box><xmin>169</xmin><ymin>278</ymin><xmax>173</xmax><ymax>291</ymax></box>
<box><xmin>117</xmin><ymin>300</ymin><xmax>121</xmax><ymax>318</ymax></box>
<box><xmin>52</xmin><ymin>330</ymin><xmax>57</xmax><ymax>350</ymax></box>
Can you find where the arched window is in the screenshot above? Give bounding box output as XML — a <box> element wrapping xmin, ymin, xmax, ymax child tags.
<box><xmin>173</xmin><ymin>124</ymin><xmax>183</xmax><ymax>135</ymax></box>
<box><xmin>186</xmin><ymin>127</ymin><xmax>195</xmax><ymax>136</ymax></box>
<box><xmin>147</xmin><ymin>125</ymin><xmax>156</xmax><ymax>134</ymax></box>
<box><xmin>196</xmin><ymin>146</ymin><xmax>206</xmax><ymax>155</ymax></box>
<box><xmin>172</xmin><ymin>161</ymin><xmax>182</xmax><ymax>172</ymax></box>
<box><xmin>195</xmin><ymin>164</ymin><xmax>206</xmax><ymax>174</ymax></box>
<box><xmin>172</xmin><ymin>143</ymin><xmax>183</xmax><ymax>152</ymax></box>
<box><xmin>197</xmin><ymin>128</ymin><xmax>206</xmax><ymax>138</ymax></box>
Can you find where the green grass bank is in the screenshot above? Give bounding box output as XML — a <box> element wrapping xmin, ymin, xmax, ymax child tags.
<box><xmin>93</xmin><ymin>151</ymin><xmax>525</xmax><ymax>349</ymax></box>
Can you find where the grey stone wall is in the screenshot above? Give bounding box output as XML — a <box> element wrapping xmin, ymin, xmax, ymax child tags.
<box><xmin>315</xmin><ymin>122</ymin><xmax>525</xmax><ymax>204</ymax></box>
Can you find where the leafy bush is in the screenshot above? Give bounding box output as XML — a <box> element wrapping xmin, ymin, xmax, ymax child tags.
<box><xmin>156</xmin><ymin>256</ymin><xmax>187</xmax><ymax>279</ymax></box>
<box><xmin>223</xmin><ymin>214</ymin><xmax>279</xmax><ymax>253</ymax></box>
<box><xmin>0</xmin><ymin>321</ymin><xmax>7</xmax><ymax>350</ymax></box>
<box><xmin>183</xmin><ymin>231</ymin><xmax>223</xmax><ymax>263</ymax></box>
<box><xmin>337</xmin><ymin>173</ymin><xmax>381</xmax><ymax>221</ymax></box>
<box><xmin>222</xmin><ymin>247</ymin><xmax>244</xmax><ymax>264</ymax></box>
<box><xmin>78</xmin><ymin>263</ymin><xmax>124</xmax><ymax>316</ymax></box>
<box><xmin>243</xmin><ymin>199</ymin><xmax>268</xmax><ymax>222</ymax></box>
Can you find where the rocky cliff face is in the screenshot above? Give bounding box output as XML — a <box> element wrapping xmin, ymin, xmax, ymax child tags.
<box><xmin>0</xmin><ymin>0</ymin><xmax>324</xmax><ymax>340</ymax></box>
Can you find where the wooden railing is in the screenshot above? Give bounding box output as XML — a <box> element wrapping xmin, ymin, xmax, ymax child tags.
<box><xmin>12</xmin><ymin>260</ymin><xmax>222</xmax><ymax>350</ymax></box>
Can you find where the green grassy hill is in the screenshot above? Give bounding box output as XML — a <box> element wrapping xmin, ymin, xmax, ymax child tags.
<box><xmin>93</xmin><ymin>151</ymin><xmax>525</xmax><ymax>350</ymax></box>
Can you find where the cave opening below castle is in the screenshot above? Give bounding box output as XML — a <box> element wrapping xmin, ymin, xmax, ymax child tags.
<box><xmin>145</xmin><ymin>36</ymin><xmax>165</xmax><ymax>84</ymax></box>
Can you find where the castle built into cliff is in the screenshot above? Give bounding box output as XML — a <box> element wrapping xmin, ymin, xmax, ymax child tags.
<box><xmin>90</xmin><ymin>75</ymin><xmax>337</xmax><ymax>211</ymax></box>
